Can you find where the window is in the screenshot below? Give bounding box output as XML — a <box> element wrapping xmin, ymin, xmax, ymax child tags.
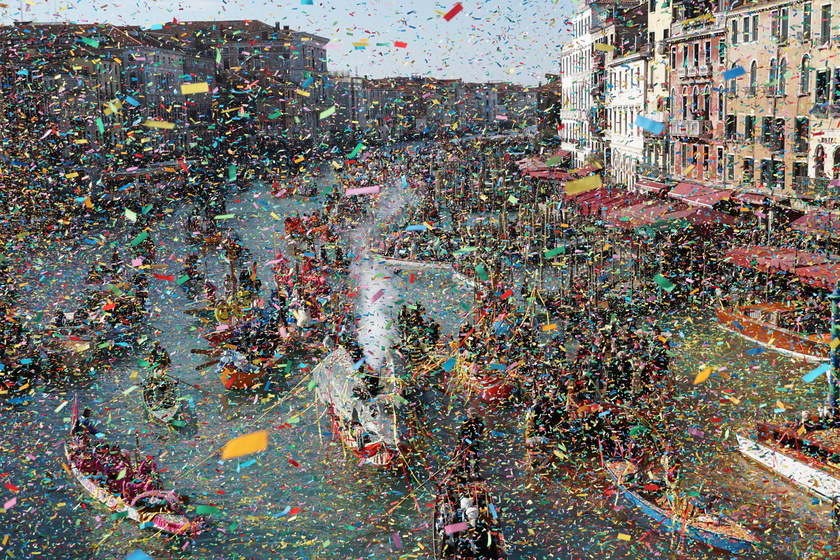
<box><xmin>817</xmin><ymin>69</ymin><xmax>830</xmax><ymax>102</ymax></box>
<box><xmin>731</xmin><ymin>20</ymin><xmax>739</xmax><ymax>45</ymax></box>
<box><xmin>833</xmin><ymin>68</ymin><xmax>840</xmax><ymax>103</ymax></box>
<box><xmin>728</xmin><ymin>63</ymin><xmax>738</xmax><ymax>94</ymax></box>
<box><xmin>745</xmin><ymin>115</ymin><xmax>755</xmax><ymax>140</ymax></box>
<box><xmin>693</xmin><ymin>43</ymin><xmax>699</xmax><ymax>67</ymax></box>
<box><xmin>703</xmin><ymin>86</ymin><xmax>711</xmax><ymax>117</ymax></box>
<box><xmin>704</xmin><ymin>41</ymin><xmax>711</xmax><ymax>65</ymax></box>
<box><xmin>771</xmin><ymin>10</ymin><xmax>780</xmax><ymax>40</ymax></box>
<box><xmin>762</xmin><ymin>116</ymin><xmax>773</xmax><ymax>142</ymax></box>
<box><xmin>749</xmin><ymin>61</ymin><xmax>758</xmax><ymax>96</ymax></box>
<box><xmin>820</xmin><ymin>4</ymin><xmax>832</xmax><ymax>44</ymax></box>
<box><xmin>717</xmin><ymin>147</ymin><xmax>724</xmax><ymax>178</ymax></box>
<box><xmin>671</xmin><ymin>47</ymin><xmax>677</xmax><ymax>68</ymax></box>
<box><xmin>816</xmin><ymin>145</ymin><xmax>827</xmax><ymax>176</ymax></box>
<box><xmin>719</xmin><ymin>40</ymin><xmax>726</xmax><ymax>64</ymax></box>
<box><xmin>793</xmin><ymin>162</ymin><xmax>807</xmax><ymax>182</ymax></box>
<box><xmin>794</xmin><ymin>117</ymin><xmax>809</xmax><ymax>154</ymax></box>
<box><xmin>752</xmin><ymin>14</ymin><xmax>759</xmax><ymax>42</ymax></box>
<box><xmin>778</xmin><ymin>58</ymin><xmax>788</xmax><ymax>95</ymax></box>
<box><xmin>801</xmin><ymin>56</ymin><xmax>811</xmax><ymax>93</ymax></box>
<box><xmin>744</xmin><ymin>158</ymin><xmax>754</xmax><ymax>184</ymax></box>
<box><xmin>768</xmin><ymin>58</ymin><xmax>778</xmax><ymax>95</ymax></box>
<box><xmin>727</xmin><ymin>154</ymin><xmax>735</xmax><ymax>181</ymax></box>
<box><xmin>803</xmin><ymin>3</ymin><xmax>812</xmax><ymax>39</ymax></box>
<box><xmin>726</xmin><ymin>114</ymin><xmax>737</xmax><ymax>139</ymax></box>
<box><xmin>780</xmin><ymin>7</ymin><xmax>789</xmax><ymax>43</ymax></box>
<box><xmin>775</xmin><ymin>118</ymin><xmax>785</xmax><ymax>152</ymax></box>
<box><xmin>742</xmin><ymin>15</ymin><xmax>751</xmax><ymax>43</ymax></box>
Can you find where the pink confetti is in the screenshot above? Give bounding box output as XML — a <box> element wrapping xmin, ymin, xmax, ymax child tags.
<box><xmin>3</xmin><ymin>497</ymin><xmax>16</xmax><ymax>510</ymax></box>
<box><xmin>444</xmin><ymin>522</ymin><xmax>468</xmax><ymax>534</ymax></box>
<box><xmin>371</xmin><ymin>289</ymin><xmax>384</xmax><ymax>303</ymax></box>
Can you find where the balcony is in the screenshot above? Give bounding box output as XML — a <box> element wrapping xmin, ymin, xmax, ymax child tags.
<box><xmin>793</xmin><ymin>177</ymin><xmax>833</xmax><ymax>198</ymax></box>
<box><xmin>672</xmin><ymin>119</ymin><xmax>711</xmax><ymax>138</ymax></box>
<box><xmin>671</xmin><ymin>13</ymin><xmax>726</xmax><ymax>38</ymax></box>
<box><xmin>636</xmin><ymin>162</ymin><xmax>668</xmax><ymax>180</ymax></box>
<box><xmin>697</xmin><ymin>64</ymin><xmax>711</xmax><ymax>77</ymax></box>
<box><xmin>677</xmin><ymin>67</ymin><xmax>688</xmax><ymax>78</ymax></box>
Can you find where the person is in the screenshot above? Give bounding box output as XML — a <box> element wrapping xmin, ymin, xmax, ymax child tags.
<box><xmin>460</xmin><ymin>409</ymin><xmax>485</xmax><ymax>450</ymax></box>
<box><xmin>149</xmin><ymin>341</ymin><xmax>171</xmax><ymax>371</ymax></box>
<box><xmin>72</xmin><ymin>408</ymin><xmax>102</xmax><ymax>437</ymax></box>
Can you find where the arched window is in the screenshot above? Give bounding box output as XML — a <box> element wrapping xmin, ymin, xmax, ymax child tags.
<box><xmin>815</xmin><ymin>145</ymin><xmax>826</xmax><ymax>177</ymax></box>
<box><xmin>703</xmin><ymin>86</ymin><xmax>711</xmax><ymax>119</ymax></box>
<box><xmin>778</xmin><ymin>59</ymin><xmax>788</xmax><ymax>95</ymax></box>
<box><xmin>800</xmin><ymin>55</ymin><xmax>811</xmax><ymax>94</ymax></box>
<box><xmin>769</xmin><ymin>58</ymin><xmax>778</xmax><ymax>95</ymax></box>
<box><xmin>692</xmin><ymin>85</ymin><xmax>699</xmax><ymax>118</ymax></box>
<box><xmin>682</xmin><ymin>87</ymin><xmax>689</xmax><ymax>119</ymax></box>
<box><xmin>749</xmin><ymin>61</ymin><xmax>757</xmax><ymax>96</ymax></box>
<box><xmin>728</xmin><ymin>63</ymin><xmax>738</xmax><ymax>94</ymax></box>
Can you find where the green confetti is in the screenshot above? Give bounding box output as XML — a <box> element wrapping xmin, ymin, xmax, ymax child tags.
<box><xmin>129</xmin><ymin>231</ymin><xmax>149</xmax><ymax>246</ymax></box>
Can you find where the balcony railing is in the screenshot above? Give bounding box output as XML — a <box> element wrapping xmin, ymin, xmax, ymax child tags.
<box><xmin>793</xmin><ymin>177</ymin><xmax>833</xmax><ymax>198</ymax></box>
<box><xmin>677</xmin><ymin>67</ymin><xmax>688</xmax><ymax>78</ymax></box>
<box><xmin>673</xmin><ymin>119</ymin><xmax>711</xmax><ymax>138</ymax></box>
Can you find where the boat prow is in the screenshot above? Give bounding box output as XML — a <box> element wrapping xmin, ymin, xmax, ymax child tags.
<box><xmin>716</xmin><ymin>304</ymin><xmax>828</xmax><ymax>362</ymax></box>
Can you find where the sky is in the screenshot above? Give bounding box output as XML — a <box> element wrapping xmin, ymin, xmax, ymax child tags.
<box><xmin>1</xmin><ymin>0</ymin><xmax>572</xmax><ymax>86</ymax></box>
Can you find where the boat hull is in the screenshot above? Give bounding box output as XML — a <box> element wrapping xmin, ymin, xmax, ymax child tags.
<box><xmin>64</xmin><ymin>445</ymin><xmax>197</xmax><ymax>535</ymax></box>
<box><xmin>219</xmin><ymin>366</ymin><xmax>266</xmax><ymax>390</ymax></box>
<box><xmin>716</xmin><ymin>308</ymin><xmax>827</xmax><ymax>362</ymax></box>
<box><xmin>605</xmin><ymin>460</ymin><xmax>757</xmax><ymax>554</ymax></box>
<box><xmin>737</xmin><ymin>432</ymin><xmax>840</xmax><ymax>501</ymax></box>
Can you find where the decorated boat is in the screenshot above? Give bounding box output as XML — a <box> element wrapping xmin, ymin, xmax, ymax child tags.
<box><xmin>717</xmin><ymin>302</ymin><xmax>828</xmax><ymax>362</ymax></box>
<box><xmin>604</xmin><ymin>458</ymin><xmax>758</xmax><ymax>554</ymax></box>
<box><xmin>313</xmin><ymin>347</ymin><xmax>413</xmax><ymax>469</ymax></box>
<box><xmin>65</xmin><ymin>405</ymin><xmax>203</xmax><ymax>536</ymax></box>
<box><xmin>141</xmin><ymin>372</ymin><xmax>181</xmax><ymax>424</ymax></box>
<box><xmin>217</xmin><ymin>349</ymin><xmax>272</xmax><ymax>390</ymax></box>
<box><xmin>432</xmin><ymin>480</ymin><xmax>508</xmax><ymax>559</ymax></box>
<box><xmin>450</xmin><ymin>355</ymin><xmax>519</xmax><ymax>403</ymax></box>
<box><xmin>368</xmin><ymin>249</ymin><xmax>453</xmax><ymax>271</ymax></box>
<box><xmin>737</xmin><ymin>421</ymin><xmax>840</xmax><ymax>502</ymax></box>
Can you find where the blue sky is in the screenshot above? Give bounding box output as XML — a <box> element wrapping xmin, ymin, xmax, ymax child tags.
<box><xmin>1</xmin><ymin>0</ymin><xmax>572</xmax><ymax>85</ymax></box>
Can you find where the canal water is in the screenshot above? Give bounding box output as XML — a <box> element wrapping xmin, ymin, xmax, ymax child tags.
<box><xmin>0</xmin><ymin>158</ymin><xmax>831</xmax><ymax>559</ymax></box>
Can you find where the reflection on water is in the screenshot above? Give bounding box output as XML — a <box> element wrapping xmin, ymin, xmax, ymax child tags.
<box><xmin>0</xmin><ymin>170</ymin><xmax>831</xmax><ymax>559</ymax></box>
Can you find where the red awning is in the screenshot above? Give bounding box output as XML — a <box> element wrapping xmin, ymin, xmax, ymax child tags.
<box><xmin>661</xmin><ymin>208</ymin><xmax>736</xmax><ymax>226</ymax></box>
<box><xmin>635</xmin><ymin>180</ymin><xmax>670</xmax><ymax>194</ymax></box>
<box><xmin>548</xmin><ymin>149</ymin><xmax>570</xmax><ymax>163</ymax></box>
<box><xmin>606</xmin><ymin>202</ymin><xmax>673</xmax><ymax>228</ymax></box>
<box><xmin>732</xmin><ymin>192</ymin><xmax>768</xmax><ymax>205</ymax></box>
<box><xmin>527</xmin><ymin>170</ymin><xmax>550</xmax><ymax>178</ymax></box>
<box><xmin>724</xmin><ymin>246</ymin><xmax>839</xmax><ymax>272</ymax></box>
<box><xmin>724</xmin><ymin>246</ymin><xmax>779</xmax><ymax>268</ymax></box>
<box><xmin>790</xmin><ymin>212</ymin><xmax>840</xmax><ymax>236</ymax></box>
<box><xmin>795</xmin><ymin>263</ymin><xmax>840</xmax><ymax>290</ymax></box>
<box><xmin>572</xmin><ymin>164</ymin><xmax>600</xmax><ymax>177</ymax></box>
<box><xmin>668</xmin><ymin>182</ymin><xmax>710</xmax><ymax>198</ymax></box>
<box><xmin>571</xmin><ymin>188</ymin><xmax>606</xmax><ymax>203</ymax></box>
<box><xmin>682</xmin><ymin>189</ymin><xmax>731</xmax><ymax>208</ymax></box>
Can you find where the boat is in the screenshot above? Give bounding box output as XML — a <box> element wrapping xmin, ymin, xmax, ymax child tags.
<box><xmin>313</xmin><ymin>347</ymin><xmax>413</xmax><ymax>469</ymax></box>
<box><xmin>604</xmin><ymin>458</ymin><xmax>758</xmax><ymax>554</ymax></box>
<box><xmin>368</xmin><ymin>249</ymin><xmax>452</xmax><ymax>271</ymax></box>
<box><xmin>217</xmin><ymin>349</ymin><xmax>272</xmax><ymax>390</ymax></box>
<box><xmin>450</xmin><ymin>355</ymin><xmax>519</xmax><ymax>403</ymax></box>
<box><xmin>716</xmin><ymin>302</ymin><xmax>828</xmax><ymax>362</ymax></box>
<box><xmin>141</xmin><ymin>373</ymin><xmax>181</xmax><ymax>424</ymax></box>
<box><xmin>432</xmin><ymin>479</ymin><xmax>508</xmax><ymax>559</ymax></box>
<box><xmin>736</xmin><ymin>421</ymin><xmax>840</xmax><ymax>502</ymax></box>
<box><xmin>65</xmin><ymin>406</ymin><xmax>203</xmax><ymax>536</ymax></box>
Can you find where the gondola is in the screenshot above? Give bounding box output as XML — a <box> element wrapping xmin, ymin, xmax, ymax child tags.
<box><xmin>141</xmin><ymin>372</ymin><xmax>181</xmax><ymax>424</ymax></box>
<box><xmin>603</xmin><ymin>458</ymin><xmax>758</xmax><ymax>554</ymax></box>
<box><xmin>313</xmin><ymin>347</ymin><xmax>413</xmax><ymax>469</ymax></box>
<box><xmin>216</xmin><ymin>349</ymin><xmax>273</xmax><ymax>390</ymax></box>
<box><xmin>65</xmin><ymin>405</ymin><xmax>203</xmax><ymax>536</ymax></box>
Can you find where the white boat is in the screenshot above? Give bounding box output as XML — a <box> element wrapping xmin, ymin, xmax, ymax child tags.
<box><xmin>736</xmin><ymin>431</ymin><xmax>840</xmax><ymax>501</ymax></box>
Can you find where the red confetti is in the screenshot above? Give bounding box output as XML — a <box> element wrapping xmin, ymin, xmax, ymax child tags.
<box><xmin>289</xmin><ymin>507</ymin><xmax>301</xmax><ymax>515</ymax></box>
<box><xmin>394</xmin><ymin>41</ymin><xmax>408</xmax><ymax>48</ymax></box>
<box><xmin>153</xmin><ymin>273</ymin><xmax>175</xmax><ymax>281</ymax></box>
<box><xmin>4</xmin><ymin>482</ymin><xmax>19</xmax><ymax>493</ymax></box>
<box><xmin>102</xmin><ymin>302</ymin><xmax>116</xmax><ymax>311</ymax></box>
<box><xmin>288</xmin><ymin>458</ymin><xmax>301</xmax><ymax>468</ymax></box>
<box><xmin>409</xmin><ymin>273</ymin><xmax>415</xmax><ymax>283</ymax></box>
<box><xmin>500</xmin><ymin>289</ymin><xmax>513</xmax><ymax>299</ymax></box>
<box><xmin>443</xmin><ymin>3</ymin><xmax>463</xmax><ymax>21</ymax></box>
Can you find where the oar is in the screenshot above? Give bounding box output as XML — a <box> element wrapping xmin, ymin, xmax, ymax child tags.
<box><xmin>158</xmin><ymin>371</ymin><xmax>214</xmax><ymax>395</ymax></box>
<box><xmin>190</xmin><ymin>348</ymin><xmax>215</xmax><ymax>355</ymax></box>
<box><xmin>196</xmin><ymin>359</ymin><xmax>219</xmax><ymax>371</ymax></box>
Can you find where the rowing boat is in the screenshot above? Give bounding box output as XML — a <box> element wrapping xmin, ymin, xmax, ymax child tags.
<box><xmin>141</xmin><ymin>373</ymin><xmax>181</xmax><ymax>424</ymax></box>
<box><xmin>604</xmin><ymin>458</ymin><xmax>758</xmax><ymax>554</ymax></box>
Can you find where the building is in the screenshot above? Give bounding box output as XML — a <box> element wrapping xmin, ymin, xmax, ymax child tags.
<box><xmin>665</xmin><ymin>0</ymin><xmax>727</xmax><ymax>187</ymax></box>
<box><xmin>638</xmin><ymin>0</ymin><xmax>673</xmax><ymax>183</ymax></box>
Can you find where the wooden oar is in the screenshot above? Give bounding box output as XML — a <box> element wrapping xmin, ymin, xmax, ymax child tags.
<box><xmin>190</xmin><ymin>348</ymin><xmax>215</xmax><ymax>355</ymax></box>
<box><xmin>157</xmin><ymin>371</ymin><xmax>215</xmax><ymax>395</ymax></box>
<box><xmin>196</xmin><ymin>359</ymin><xmax>219</xmax><ymax>371</ymax></box>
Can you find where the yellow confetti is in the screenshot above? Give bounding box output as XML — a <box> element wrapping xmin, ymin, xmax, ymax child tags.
<box><xmin>693</xmin><ymin>367</ymin><xmax>712</xmax><ymax>385</ymax></box>
<box><xmin>143</xmin><ymin>120</ymin><xmax>175</xmax><ymax>130</ymax></box>
<box><xmin>180</xmin><ymin>82</ymin><xmax>210</xmax><ymax>95</ymax></box>
<box><xmin>617</xmin><ymin>533</ymin><xmax>631</xmax><ymax>541</ymax></box>
<box><xmin>221</xmin><ymin>431</ymin><xmax>269</xmax><ymax>460</ymax></box>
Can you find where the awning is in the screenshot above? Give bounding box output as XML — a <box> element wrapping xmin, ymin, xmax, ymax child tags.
<box><xmin>635</xmin><ymin>180</ymin><xmax>670</xmax><ymax>194</ymax></box>
<box><xmin>731</xmin><ymin>192</ymin><xmax>768</xmax><ymax>205</ymax></box>
<box><xmin>527</xmin><ymin>170</ymin><xmax>550</xmax><ymax>178</ymax></box>
<box><xmin>668</xmin><ymin>182</ymin><xmax>709</xmax><ymax>198</ymax></box>
<box><xmin>547</xmin><ymin>149</ymin><xmax>570</xmax><ymax>163</ymax></box>
<box><xmin>795</xmin><ymin>263</ymin><xmax>840</xmax><ymax>290</ymax></box>
<box><xmin>570</xmin><ymin>188</ymin><xmax>606</xmax><ymax>203</ymax></box>
<box><xmin>660</xmin><ymin>208</ymin><xmax>736</xmax><ymax>226</ymax></box>
<box><xmin>572</xmin><ymin>164</ymin><xmax>601</xmax><ymax>177</ymax></box>
<box><xmin>724</xmin><ymin>246</ymin><xmax>840</xmax><ymax>272</ymax></box>
<box><xmin>549</xmin><ymin>170</ymin><xmax>572</xmax><ymax>181</ymax></box>
<box><xmin>790</xmin><ymin>212</ymin><xmax>840</xmax><ymax>236</ymax></box>
<box><xmin>606</xmin><ymin>202</ymin><xmax>673</xmax><ymax>229</ymax></box>
<box><xmin>682</xmin><ymin>189</ymin><xmax>731</xmax><ymax>209</ymax></box>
